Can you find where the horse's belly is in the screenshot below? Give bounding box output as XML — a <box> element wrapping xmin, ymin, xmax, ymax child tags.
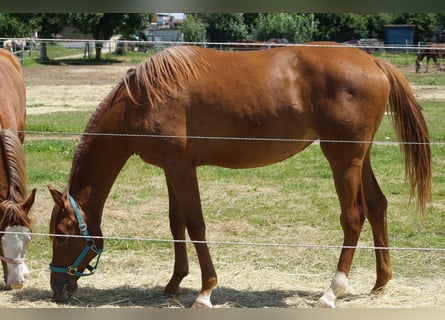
<box><xmin>196</xmin><ymin>139</ymin><xmax>315</xmax><ymax>169</ymax></box>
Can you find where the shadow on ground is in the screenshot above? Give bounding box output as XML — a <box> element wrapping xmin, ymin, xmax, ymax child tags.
<box><xmin>10</xmin><ymin>285</ymin><xmax>368</xmax><ymax>308</ymax></box>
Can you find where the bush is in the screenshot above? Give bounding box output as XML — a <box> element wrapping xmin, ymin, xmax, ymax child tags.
<box><xmin>181</xmin><ymin>14</ymin><xmax>207</xmax><ymax>43</ymax></box>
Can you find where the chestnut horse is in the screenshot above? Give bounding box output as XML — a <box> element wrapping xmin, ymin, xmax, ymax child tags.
<box><xmin>47</xmin><ymin>43</ymin><xmax>431</xmax><ymax>307</ymax></box>
<box><xmin>0</xmin><ymin>48</ymin><xmax>36</xmax><ymax>289</ymax></box>
<box><xmin>415</xmin><ymin>44</ymin><xmax>445</xmax><ymax>73</ymax></box>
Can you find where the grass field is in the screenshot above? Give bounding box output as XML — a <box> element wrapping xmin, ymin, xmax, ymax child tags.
<box><xmin>1</xmin><ymin>48</ymin><xmax>444</xmax><ymax>308</ymax></box>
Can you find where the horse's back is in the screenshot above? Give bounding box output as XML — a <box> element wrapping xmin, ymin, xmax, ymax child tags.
<box><xmin>189</xmin><ymin>45</ymin><xmax>390</xmax><ymax>137</ymax></box>
<box><xmin>137</xmin><ymin>45</ymin><xmax>391</xmax><ymax>168</ymax></box>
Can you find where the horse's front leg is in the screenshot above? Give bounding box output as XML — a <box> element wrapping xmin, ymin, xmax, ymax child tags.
<box><xmin>164</xmin><ymin>178</ymin><xmax>189</xmax><ymax>296</ymax></box>
<box><xmin>164</xmin><ymin>162</ymin><xmax>217</xmax><ymax>308</ymax></box>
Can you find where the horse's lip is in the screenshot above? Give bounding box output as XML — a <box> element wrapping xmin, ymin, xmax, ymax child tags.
<box><xmin>52</xmin><ymin>284</ymin><xmax>73</xmax><ymax>303</ymax></box>
<box><xmin>50</xmin><ymin>273</ymin><xmax>78</xmax><ymax>303</ymax></box>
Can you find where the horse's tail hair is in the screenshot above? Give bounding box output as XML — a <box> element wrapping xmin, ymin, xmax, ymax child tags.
<box><xmin>373</xmin><ymin>57</ymin><xmax>431</xmax><ymax>216</ymax></box>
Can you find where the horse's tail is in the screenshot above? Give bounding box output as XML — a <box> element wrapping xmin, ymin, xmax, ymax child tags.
<box><xmin>373</xmin><ymin>57</ymin><xmax>431</xmax><ymax>216</ymax></box>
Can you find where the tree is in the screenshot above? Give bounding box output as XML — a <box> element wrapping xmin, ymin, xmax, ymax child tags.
<box><xmin>0</xmin><ymin>14</ymin><xmax>36</xmax><ymax>38</ymax></box>
<box><xmin>254</xmin><ymin>13</ymin><xmax>317</xmax><ymax>43</ymax></box>
<box><xmin>69</xmin><ymin>13</ymin><xmax>150</xmax><ymax>60</ymax></box>
<box><xmin>205</xmin><ymin>13</ymin><xmax>248</xmax><ymax>42</ymax></box>
<box><xmin>363</xmin><ymin>13</ymin><xmax>394</xmax><ymax>40</ymax></box>
<box><xmin>29</xmin><ymin>13</ymin><xmax>70</xmax><ymax>61</ymax></box>
<box><xmin>437</xmin><ymin>14</ymin><xmax>445</xmax><ymax>42</ymax></box>
<box><xmin>181</xmin><ymin>14</ymin><xmax>207</xmax><ymax>42</ymax></box>
<box><xmin>393</xmin><ymin>13</ymin><xmax>440</xmax><ymax>43</ymax></box>
<box><xmin>1</xmin><ymin>14</ymin><xmax>68</xmax><ymax>61</ymax></box>
<box><xmin>314</xmin><ymin>13</ymin><xmax>368</xmax><ymax>42</ymax></box>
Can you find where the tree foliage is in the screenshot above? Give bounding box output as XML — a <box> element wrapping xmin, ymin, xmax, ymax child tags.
<box><xmin>69</xmin><ymin>13</ymin><xmax>149</xmax><ymax>59</ymax></box>
<box><xmin>0</xmin><ymin>14</ymin><xmax>36</xmax><ymax>38</ymax></box>
<box><xmin>254</xmin><ymin>13</ymin><xmax>316</xmax><ymax>43</ymax></box>
<box><xmin>181</xmin><ymin>14</ymin><xmax>207</xmax><ymax>42</ymax></box>
<box><xmin>314</xmin><ymin>13</ymin><xmax>369</xmax><ymax>42</ymax></box>
<box><xmin>393</xmin><ymin>13</ymin><xmax>441</xmax><ymax>43</ymax></box>
<box><xmin>2</xmin><ymin>12</ymin><xmax>445</xmax><ymax>63</ymax></box>
<box><xmin>204</xmin><ymin>13</ymin><xmax>248</xmax><ymax>42</ymax></box>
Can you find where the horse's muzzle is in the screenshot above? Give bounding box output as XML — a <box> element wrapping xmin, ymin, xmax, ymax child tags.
<box><xmin>50</xmin><ymin>272</ymin><xmax>78</xmax><ymax>303</ymax></box>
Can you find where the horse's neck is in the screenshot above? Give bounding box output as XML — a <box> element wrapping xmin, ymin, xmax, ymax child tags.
<box><xmin>68</xmin><ymin>134</ymin><xmax>131</xmax><ymax>223</ymax></box>
<box><xmin>417</xmin><ymin>53</ymin><xmax>425</xmax><ymax>62</ymax></box>
<box><xmin>68</xmin><ymin>80</ymin><xmax>139</xmax><ymax>222</ymax></box>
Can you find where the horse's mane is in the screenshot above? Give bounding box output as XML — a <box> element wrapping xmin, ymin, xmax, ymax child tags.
<box><xmin>123</xmin><ymin>46</ymin><xmax>209</xmax><ymax>107</ymax></box>
<box><xmin>71</xmin><ymin>46</ymin><xmax>209</xmax><ymax>182</ymax></box>
<box><xmin>0</xmin><ymin>129</ymin><xmax>31</xmax><ymax>229</ymax></box>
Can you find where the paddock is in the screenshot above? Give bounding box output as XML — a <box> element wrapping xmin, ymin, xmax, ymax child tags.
<box><xmin>0</xmin><ymin>58</ymin><xmax>443</xmax><ymax>308</ymax></box>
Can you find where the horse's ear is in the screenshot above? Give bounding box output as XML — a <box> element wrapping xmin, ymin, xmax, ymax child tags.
<box><xmin>23</xmin><ymin>188</ymin><xmax>36</xmax><ymax>214</ymax></box>
<box><xmin>47</xmin><ymin>184</ymin><xmax>65</xmax><ymax>209</ymax></box>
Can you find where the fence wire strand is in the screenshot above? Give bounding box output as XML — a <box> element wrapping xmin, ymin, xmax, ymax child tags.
<box><xmin>0</xmin><ymin>230</ymin><xmax>444</xmax><ymax>253</ymax></box>
<box><xmin>1</xmin><ymin>40</ymin><xmax>443</xmax><ymax>257</ymax></box>
<box><xmin>7</xmin><ymin>129</ymin><xmax>445</xmax><ymax>146</ymax></box>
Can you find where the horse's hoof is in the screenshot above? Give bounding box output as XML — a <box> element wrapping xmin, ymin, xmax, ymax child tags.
<box><xmin>371</xmin><ymin>285</ymin><xmax>387</xmax><ymax>295</ymax></box>
<box><xmin>315</xmin><ymin>297</ymin><xmax>335</xmax><ymax>308</ymax></box>
<box><xmin>164</xmin><ymin>284</ymin><xmax>181</xmax><ymax>296</ymax></box>
<box><xmin>192</xmin><ymin>301</ymin><xmax>212</xmax><ymax>308</ymax></box>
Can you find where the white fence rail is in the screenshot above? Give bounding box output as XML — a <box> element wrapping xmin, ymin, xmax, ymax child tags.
<box><xmin>2</xmin><ymin>37</ymin><xmax>445</xmax><ymax>65</ymax></box>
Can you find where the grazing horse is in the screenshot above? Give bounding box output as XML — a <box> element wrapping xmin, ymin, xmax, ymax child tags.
<box><xmin>0</xmin><ymin>48</ymin><xmax>36</xmax><ymax>289</ymax></box>
<box><xmin>47</xmin><ymin>43</ymin><xmax>431</xmax><ymax>307</ymax></box>
<box><xmin>3</xmin><ymin>38</ymin><xmax>36</xmax><ymax>57</ymax></box>
<box><xmin>415</xmin><ymin>44</ymin><xmax>445</xmax><ymax>73</ymax></box>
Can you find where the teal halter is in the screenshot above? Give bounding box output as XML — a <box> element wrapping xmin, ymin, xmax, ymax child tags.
<box><xmin>49</xmin><ymin>194</ymin><xmax>103</xmax><ymax>277</ymax></box>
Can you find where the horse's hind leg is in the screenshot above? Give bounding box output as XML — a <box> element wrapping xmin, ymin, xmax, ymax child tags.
<box><xmin>361</xmin><ymin>153</ymin><xmax>392</xmax><ymax>293</ymax></box>
<box><xmin>317</xmin><ymin>142</ymin><xmax>367</xmax><ymax>308</ymax></box>
<box><xmin>164</xmin><ymin>178</ymin><xmax>189</xmax><ymax>295</ymax></box>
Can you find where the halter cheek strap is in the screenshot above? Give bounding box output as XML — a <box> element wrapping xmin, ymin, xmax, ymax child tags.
<box><xmin>49</xmin><ymin>194</ymin><xmax>103</xmax><ymax>277</ymax></box>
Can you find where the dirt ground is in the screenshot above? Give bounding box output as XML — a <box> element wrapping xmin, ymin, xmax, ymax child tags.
<box><xmin>23</xmin><ymin>64</ymin><xmax>445</xmax><ymax>116</ymax></box>
<box><xmin>1</xmin><ymin>63</ymin><xmax>442</xmax><ymax>308</ymax></box>
<box><xmin>24</xmin><ymin>64</ymin><xmax>131</xmax><ymax>115</ymax></box>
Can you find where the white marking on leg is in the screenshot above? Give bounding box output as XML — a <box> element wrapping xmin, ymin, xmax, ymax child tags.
<box><xmin>317</xmin><ymin>271</ymin><xmax>348</xmax><ymax>308</ymax></box>
<box><xmin>194</xmin><ymin>293</ymin><xmax>213</xmax><ymax>308</ymax></box>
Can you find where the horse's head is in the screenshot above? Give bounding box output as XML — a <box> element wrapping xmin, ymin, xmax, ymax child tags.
<box><xmin>0</xmin><ymin>188</ymin><xmax>36</xmax><ymax>289</ymax></box>
<box><xmin>415</xmin><ymin>58</ymin><xmax>422</xmax><ymax>73</ymax></box>
<box><xmin>47</xmin><ymin>184</ymin><xmax>103</xmax><ymax>303</ymax></box>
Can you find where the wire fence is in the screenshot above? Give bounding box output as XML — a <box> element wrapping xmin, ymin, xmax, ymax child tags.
<box><xmin>0</xmin><ymin>229</ymin><xmax>444</xmax><ymax>253</ymax></box>
<box><xmin>1</xmin><ymin>37</ymin><xmax>445</xmax><ymax>68</ymax></box>
<box><xmin>10</xmin><ymin>129</ymin><xmax>445</xmax><ymax>146</ymax></box>
<box><xmin>1</xmin><ymin>38</ymin><xmax>444</xmax><ymax>257</ymax></box>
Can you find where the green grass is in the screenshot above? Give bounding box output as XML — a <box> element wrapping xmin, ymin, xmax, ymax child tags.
<box><xmin>25</xmin><ymin>111</ymin><xmax>91</xmax><ymax>134</ymax></box>
<box><xmin>23</xmin><ymin>101</ymin><xmax>445</xmax><ymax>267</ymax></box>
<box><xmin>21</xmin><ymin>43</ymin><xmax>150</xmax><ymax>68</ymax></box>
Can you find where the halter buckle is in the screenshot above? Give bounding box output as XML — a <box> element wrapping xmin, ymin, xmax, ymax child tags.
<box><xmin>78</xmin><ymin>221</ymin><xmax>87</xmax><ymax>233</ymax></box>
<box><xmin>67</xmin><ymin>266</ymin><xmax>78</xmax><ymax>276</ymax></box>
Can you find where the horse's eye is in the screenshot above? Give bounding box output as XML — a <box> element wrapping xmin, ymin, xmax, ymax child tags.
<box><xmin>55</xmin><ymin>236</ymin><xmax>69</xmax><ymax>246</ymax></box>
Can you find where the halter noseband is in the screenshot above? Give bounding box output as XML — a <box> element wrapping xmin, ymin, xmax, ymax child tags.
<box><xmin>0</xmin><ymin>254</ymin><xmax>25</xmax><ymax>265</ymax></box>
<box><xmin>49</xmin><ymin>194</ymin><xmax>103</xmax><ymax>277</ymax></box>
